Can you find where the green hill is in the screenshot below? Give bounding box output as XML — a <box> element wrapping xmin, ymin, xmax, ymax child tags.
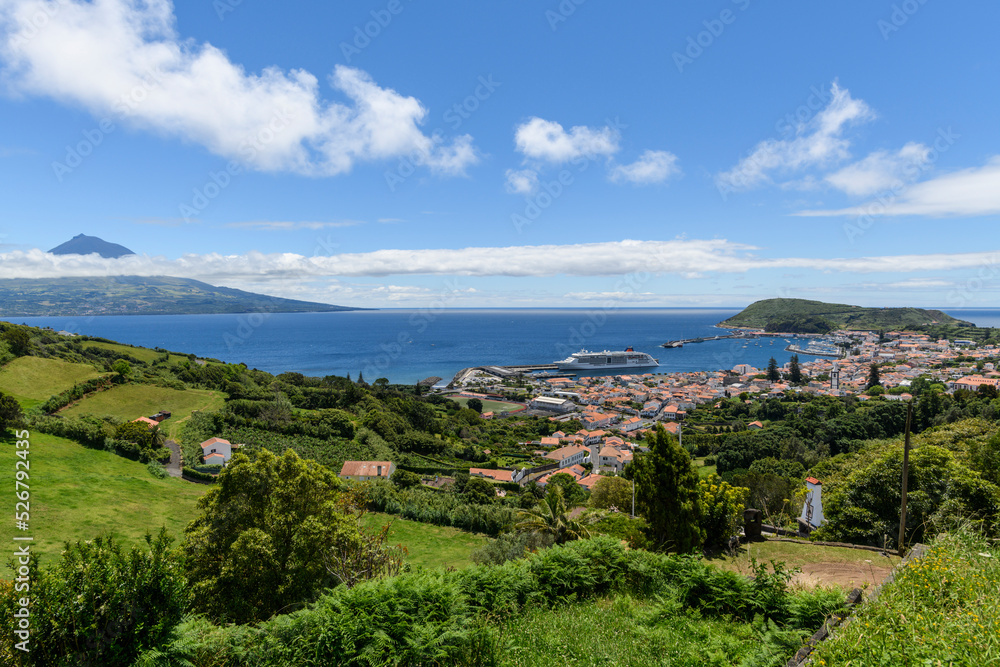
<box><xmin>719</xmin><ymin>298</ymin><xmax>972</xmax><ymax>333</ymax></box>
<box><xmin>0</xmin><ymin>431</ymin><xmax>208</xmax><ymax>577</ymax></box>
<box><xmin>0</xmin><ymin>275</ymin><xmax>363</xmax><ymax>317</ymax></box>
<box><xmin>0</xmin><ymin>356</ymin><xmax>104</xmax><ymax>409</ymax></box>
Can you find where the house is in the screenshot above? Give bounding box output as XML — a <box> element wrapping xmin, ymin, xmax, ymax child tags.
<box><xmin>595</xmin><ymin>446</ymin><xmax>632</xmax><ymax>473</ymax></box>
<box><xmin>544</xmin><ymin>444</ymin><xmax>589</xmax><ymax>469</ymax></box>
<box><xmin>133</xmin><ymin>416</ymin><xmax>159</xmax><ymax>429</ymax></box>
<box><xmin>619</xmin><ymin>416</ymin><xmax>644</xmax><ymax>433</ymax></box>
<box><xmin>577</xmin><ymin>473</ymin><xmax>605</xmax><ymax>491</ymax></box>
<box><xmin>339</xmin><ymin>460</ymin><xmax>396</xmax><ymax>482</ymax></box>
<box><xmin>470</xmin><ymin>468</ymin><xmax>515</xmax><ymax>483</ymax></box>
<box><xmin>200</xmin><ymin>437</ymin><xmax>238</xmax><ymax>464</ymax></box>
<box><xmin>747</xmin><ymin>421</ymin><xmax>764</xmax><ymax>430</ymax></box>
<box><xmin>204</xmin><ymin>452</ymin><xmax>226</xmax><ymax>466</ymax></box>
<box><xmin>799</xmin><ymin>477</ymin><xmax>825</xmax><ymax>528</ymax></box>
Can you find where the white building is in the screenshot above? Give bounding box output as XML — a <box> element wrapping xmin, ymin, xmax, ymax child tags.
<box><xmin>799</xmin><ymin>477</ymin><xmax>825</xmax><ymax>528</ymax></box>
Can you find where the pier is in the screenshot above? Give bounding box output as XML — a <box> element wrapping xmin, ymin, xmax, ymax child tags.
<box><xmin>661</xmin><ymin>333</ymin><xmax>747</xmax><ymax>348</ymax></box>
<box><xmin>785</xmin><ymin>344</ymin><xmax>841</xmax><ymax>359</ymax></box>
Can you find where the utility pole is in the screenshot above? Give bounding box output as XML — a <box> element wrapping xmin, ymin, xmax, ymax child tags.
<box><xmin>898</xmin><ymin>401</ymin><xmax>913</xmax><ymax>556</ymax></box>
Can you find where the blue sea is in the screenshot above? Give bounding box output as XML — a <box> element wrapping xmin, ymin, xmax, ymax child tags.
<box><xmin>8</xmin><ymin>308</ymin><xmax>1000</xmax><ymax>385</ymax></box>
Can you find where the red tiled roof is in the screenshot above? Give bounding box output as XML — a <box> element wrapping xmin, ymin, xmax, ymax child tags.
<box><xmin>339</xmin><ymin>461</ymin><xmax>394</xmax><ymax>478</ymax></box>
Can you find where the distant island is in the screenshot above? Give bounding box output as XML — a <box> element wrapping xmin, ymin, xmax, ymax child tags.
<box><xmin>0</xmin><ymin>276</ymin><xmax>362</xmax><ymax>317</ymax></box>
<box><xmin>49</xmin><ymin>233</ymin><xmax>136</xmax><ymax>259</ymax></box>
<box><xmin>719</xmin><ymin>298</ymin><xmax>974</xmax><ymax>334</ymax></box>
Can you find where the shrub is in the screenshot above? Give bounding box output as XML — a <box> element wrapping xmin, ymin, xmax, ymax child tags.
<box><xmin>0</xmin><ymin>531</ymin><xmax>187</xmax><ymax>666</ymax></box>
<box><xmin>146</xmin><ymin>460</ymin><xmax>168</xmax><ymax>479</ymax></box>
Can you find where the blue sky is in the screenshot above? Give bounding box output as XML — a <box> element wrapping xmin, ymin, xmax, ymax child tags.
<box><xmin>1</xmin><ymin>0</ymin><xmax>998</xmax><ymax>310</ymax></box>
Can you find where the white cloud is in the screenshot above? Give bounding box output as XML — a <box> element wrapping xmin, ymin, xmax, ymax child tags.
<box><xmin>514</xmin><ymin>117</ymin><xmax>619</xmax><ymax>163</ymax></box>
<box><xmin>716</xmin><ymin>82</ymin><xmax>875</xmax><ymax>193</ymax></box>
<box><xmin>609</xmin><ymin>150</ymin><xmax>680</xmax><ymax>184</ymax></box>
<box><xmin>825</xmin><ymin>142</ymin><xmax>931</xmax><ymax>197</ymax></box>
<box><xmin>4</xmin><ymin>242</ymin><xmax>1000</xmax><ymax>282</ymax></box>
<box><xmin>796</xmin><ymin>156</ymin><xmax>1000</xmax><ymax>218</ymax></box>
<box><xmin>504</xmin><ymin>168</ymin><xmax>538</xmax><ymax>195</ymax></box>
<box><xmin>0</xmin><ymin>0</ymin><xmax>477</xmax><ymax>175</ymax></box>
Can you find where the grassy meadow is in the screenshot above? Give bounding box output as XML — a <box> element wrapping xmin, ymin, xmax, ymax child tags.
<box><xmin>0</xmin><ymin>431</ymin><xmax>208</xmax><ymax>577</ymax></box>
<box><xmin>0</xmin><ymin>356</ymin><xmax>104</xmax><ymax>410</ymax></box>
<box><xmin>361</xmin><ymin>511</ymin><xmax>488</xmax><ymax>570</ymax></box>
<box><xmin>59</xmin><ymin>383</ymin><xmax>226</xmax><ymax>439</ymax></box>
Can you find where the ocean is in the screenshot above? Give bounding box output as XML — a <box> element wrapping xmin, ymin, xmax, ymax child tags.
<box><xmin>8</xmin><ymin>308</ymin><xmax>1000</xmax><ymax>385</ymax></box>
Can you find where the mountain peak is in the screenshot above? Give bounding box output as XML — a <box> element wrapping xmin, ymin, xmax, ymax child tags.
<box><xmin>48</xmin><ymin>234</ymin><xmax>135</xmax><ymax>259</ymax></box>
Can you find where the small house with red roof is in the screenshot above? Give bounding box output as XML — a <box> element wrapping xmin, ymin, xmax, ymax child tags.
<box><xmin>799</xmin><ymin>477</ymin><xmax>825</xmax><ymax>528</ymax></box>
<box><xmin>339</xmin><ymin>461</ymin><xmax>396</xmax><ymax>482</ymax></box>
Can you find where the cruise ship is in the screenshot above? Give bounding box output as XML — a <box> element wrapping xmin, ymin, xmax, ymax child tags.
<box><xmin>554</xmin><ymin>347</ymin><xmax>659</xmax><ymax>371</ymax></box>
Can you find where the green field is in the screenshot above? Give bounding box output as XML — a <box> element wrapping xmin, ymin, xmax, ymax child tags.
<box><xmin>449</xmin><ymin>396</ymin><xmax>525</xmax><ymax>414</ymax></box>
<box><xmin>693</xmin><ymin>456</ymin><xmax>717</xmax><ymax>478</ymax></box>
<box><xmin>0</xmin><ymin>431</ymin><xmax>208</xmax><ymax>577</ymax></box>
<box><xmin>82</xmin><ymin>340</ymin><xmax>190</xmax><ymax>364</ymax></box>
<box><xmin>499</xmin><ymin>596</ymin><xmax>762</xmax><ymax>667</ymax></box>
<box><xmin>60</xmin><ymin>384</ymin><xmax>226</xmax><ymax>439</ymax></box>
<box><xmin>0</xmin><ymin>356</ymin><xmax>103</xmax><ymax>408</ymax></box>
<box><xmin>361</xmin><ymin>512</ymin><xmax>487</xmax><ymax>570</ymax></box>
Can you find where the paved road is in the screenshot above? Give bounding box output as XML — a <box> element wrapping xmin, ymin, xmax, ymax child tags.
<box><xmin>164</xmin><ymin>439</ymin><xmax>182</xmax><ymax>478</ymax></box>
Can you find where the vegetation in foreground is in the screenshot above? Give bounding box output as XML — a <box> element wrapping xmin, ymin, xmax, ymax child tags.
<box><xmin>0</xmin><ymin>532</ymin><xmax>845</xmax><ymax>666</ymax></box>
<box><xmin>811</xmin><ymin>528</ymin><xmax>1000</xmax><ymax>666</ymax></box>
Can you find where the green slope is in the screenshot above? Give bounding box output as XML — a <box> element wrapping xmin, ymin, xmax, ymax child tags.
<box><xmin>0</xmin><ymin>275</ymin><xmax>364</xmax><ymax>316</ymax></box>
<box><xmin>720</xmin><ymin>298</ymin><xmax>972</xmax><ymax>332</ymax></box>
<box><xmin>0</xmin><ymin>431</ymin><xmax>208</xmax><ymax>577</ymax></box>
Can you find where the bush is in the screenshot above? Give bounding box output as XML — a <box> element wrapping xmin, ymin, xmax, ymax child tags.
<box><xmin>144</xmin><ymin>536</ymin><xmax>845</xmax><ymax>665</ymax></box>
<box><xmin>146</xmin><ymin>460</ymin><xmax>168</xmax><ymax>479</ymax></box>
<box><xmin>470</xmin><ymin>531</ymin><xmax>553</xmax><ymax>566</ymax></box>
<box><xmin>0</xmin><ymin>531</ymin><xmax>187</xmax><ymax>666</ymax></box>
<box><xmin>182</xmin><ymin>467</ymin><xmax>217</xmax><ymax>483</ymax></box>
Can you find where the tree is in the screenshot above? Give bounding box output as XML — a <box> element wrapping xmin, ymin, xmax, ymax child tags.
<box><xmin>2</xmin><ymin>327</ymin><xmax>30</xmax><ymax>356</ymax></box>
<box><xmin>867</xmin><ymin>363</ymin><xmax>881</xmax><ymax>388</ymax></box>
<box><xmin>0</xmin><ymin>392</ymin><xmax>24</xmax><ymax>433</ymax></box>
<box><xmin>324</xmin><ymin>513</ymin><xmax>407</xmax><ymax>590</ymax></box>
<box><xmin>514</xmin><ymin>485</ymin><xmax>590</xmax><ymax>544</ymax></box>
<box><xmin>464</xmin><ymin>475</ymin><xmax>496</xmax><ymax>504</ymax></box>
<box><xmin>788</xmin><ymin>354</ymin><xmax>802</xmax><ymax>385</ymax></box>
<box><xmin>767</xmin><ymin>357</ymin><xmax>780</xmax><ymax>383</ymax></box>
<box><xmin>545</xmin><ymin>472</ymin><xmax>588</xmax><ymax>507</ymax></box>
<box><xmin>589</xmin><ymin>475</ymin><xmax>634</xmax><ymax>513</ymax></box>
<box><xmin>183</xmin><ymin>449</ymin><xmax>359</xmax><ymax>623</ymax></box>
<box><xmin>391</xmin><ymin>468</ymin><xmax>422</xmax><ymax>489</ymax></box>
<box><xmin>115</xmin><ymin>420</ymin><xmax>160</xmax><ymax>448</ymax></box>
<box><xmin>698</xmin><ymin>474</ymin><xmax>749</xmax><ymax>550</ymax></box>
<box><xmin>112</xmin><ymin>358</ymin><xmax>132</xmax><ymax>380</ymax></box>
<box><xmin>633</xmin><ymin>425</ymin><xmax>703</xmax><ymax>552</ymax></box>
<box><xmin>466</xmin><ymin>397</ymin><xmax>484</xmax><ymax>413</ymax></box>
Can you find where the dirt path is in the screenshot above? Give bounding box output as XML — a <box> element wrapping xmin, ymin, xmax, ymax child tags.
<box><xmin>791</xmin><ymin>562</ymin><xmax>894</xmax><ymax>589</ymax></box>
<box><xmin>164</xmin><ymin>439</ymin><xmax>182</xmax><ymax>478</ymax></box>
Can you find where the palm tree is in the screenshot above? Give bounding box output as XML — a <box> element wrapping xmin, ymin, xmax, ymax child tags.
<box><xmin>514</xmin><ymin>485</ymin><xmax>590</xmax><ymax>544</ymax></box>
